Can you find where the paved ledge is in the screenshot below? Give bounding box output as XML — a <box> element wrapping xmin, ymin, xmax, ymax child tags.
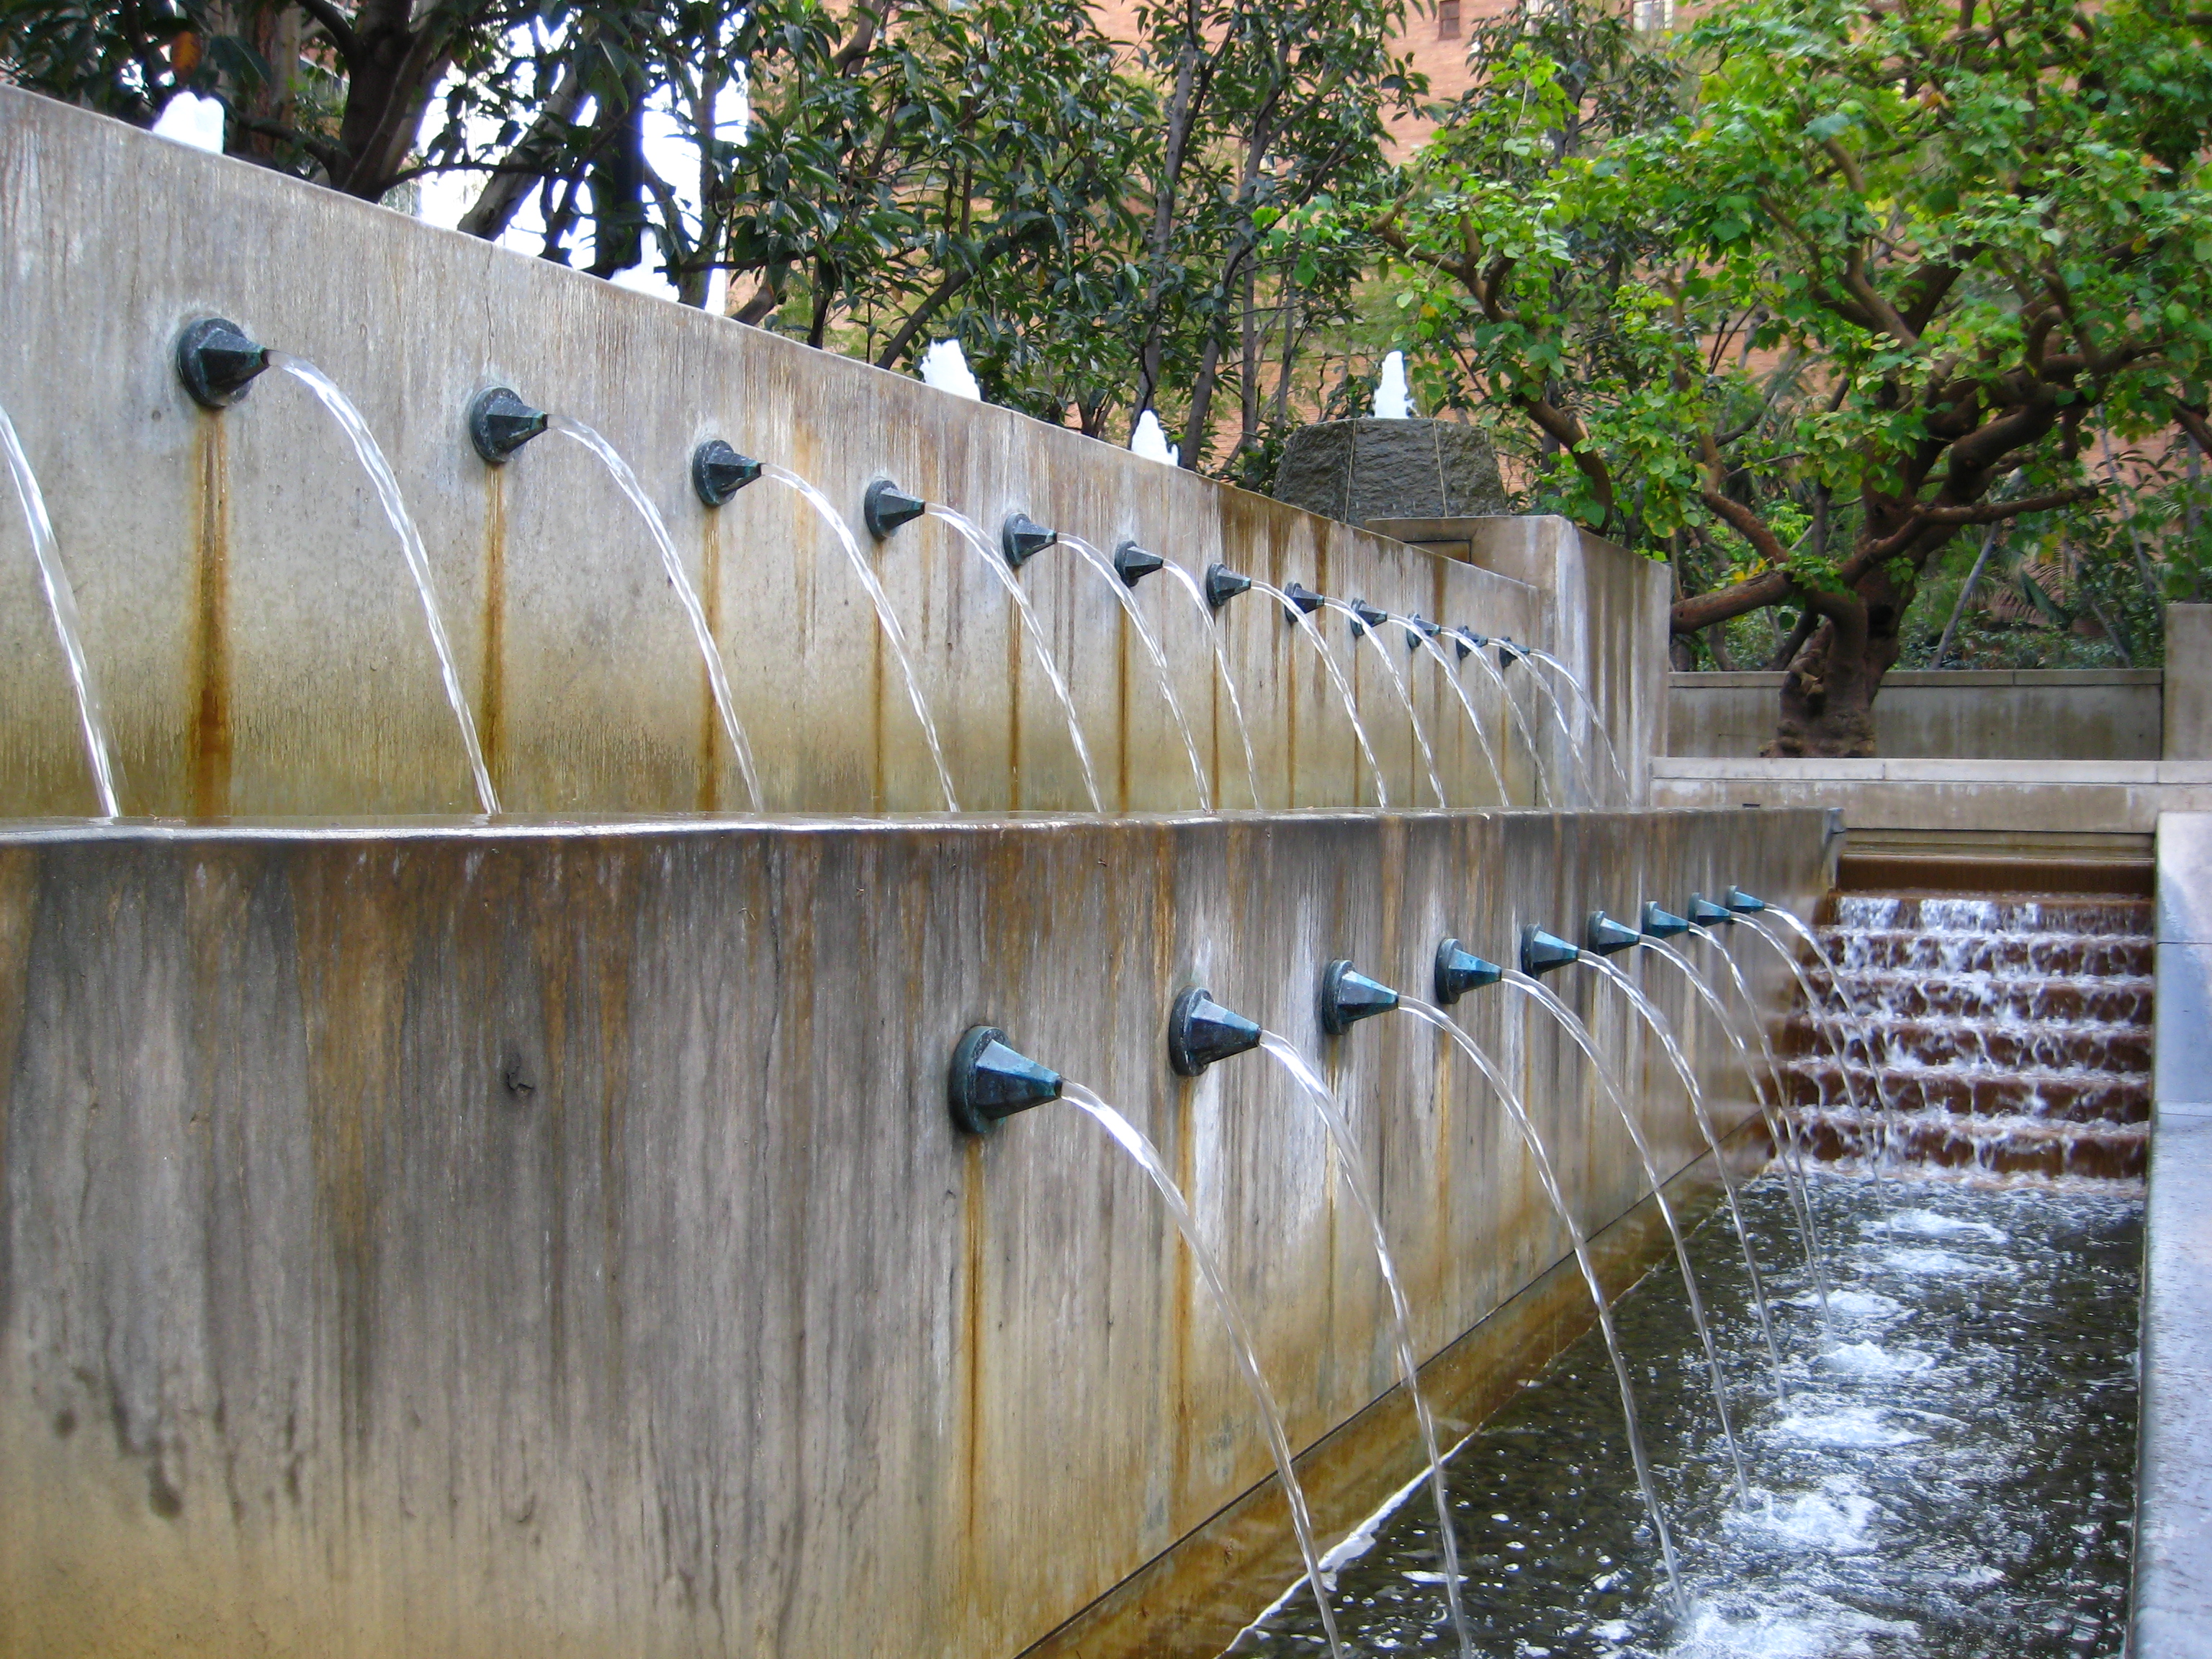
<box><xmin>2136</xmin><ymin>812</ymin><xmax>2212</xmax><ymax>1658</ymax></box>
<box><xmin>1671</xmin><ymin>669</ymin><xmax>2165</xmax><ymax>688</ymax></box>
<box><xmin>1652</xmin><ymin>758</ymin><xmax>2212</xmax><ymax>837</ymax></box>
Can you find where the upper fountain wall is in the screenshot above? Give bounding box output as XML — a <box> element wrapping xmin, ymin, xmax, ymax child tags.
<box><xmin>0</xmin><ymin>86</ymin><xmax>1642</xmax><ymax>819</ymax></box>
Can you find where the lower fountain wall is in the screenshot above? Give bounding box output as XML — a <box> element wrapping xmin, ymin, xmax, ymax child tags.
<box><xmin>0</xmin><ymin>806</ymin><xmax>1829</xmax><ymax>1657</ymax></box>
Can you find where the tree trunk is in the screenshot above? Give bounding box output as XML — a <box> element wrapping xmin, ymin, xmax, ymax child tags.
<box><xmin>1765</xmin><ymin>595</ymin><xmax>1903</xmax><ymax>757</ymax></box>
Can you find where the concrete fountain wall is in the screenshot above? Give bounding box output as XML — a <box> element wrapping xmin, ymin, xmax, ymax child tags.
<box><xmin>0</xmin><ymin>86</ymin><xmax>1827</xmax><ymax>1659</ymax></box>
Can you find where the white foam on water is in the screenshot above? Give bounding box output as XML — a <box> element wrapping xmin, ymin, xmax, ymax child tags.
<box><xmin>1664</xmin><ymin>1596</ymin><xmax>1918</xmax><ymax>1658</ymax></box>
<box><xmin>1771</xmin><ymin>1404</ymin><xmax>1924</xmax><ymax>1448</ymax></box>
<box><xmin>1873</xmin><ymin>1208</ymin><xmax>2010</xmax><ymax>1244</ymax></box>
<box><xmin>1818</xmin><ymin>1339</ymin><xmax>1936</xmax><ymax>1380</ymax></box>
<box><xmin>1728</xmin><ymin>1480</ymin><xmax>1881</xmax><ymax>1553</ymax></box>
<box><xmin>1788</xmin><ymin>1288</ymin><xmax>1900</xmax><ymax>1320</ymax></box>
<box><xmin>1877</xmin><ymin>1246</ymin><xmax>1990</xmax><ymax>1275</ymax></box>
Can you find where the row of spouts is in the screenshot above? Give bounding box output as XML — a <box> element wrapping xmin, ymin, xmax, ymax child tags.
<box><xmin>954</xmin><ymin>886</ymin><xmax>1775</xmax><ymax>1128</ymax></box>
<box><xmin>182</xmin><ymin>315</ymin><xmax>1537</xmax><ymax>664</ymax></box>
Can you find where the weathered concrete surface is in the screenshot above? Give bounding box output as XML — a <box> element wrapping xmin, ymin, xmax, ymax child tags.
<box><xmin>1373</xmin><ymin>516</ymin><xmax>1669</xmax><ymax>805</ymax></box>
<box><xmin>0</xmin><ymin>87</ymin><xmax>1620</xmax><ymax>819</ymax></box>
<box><xmin>1272</xmin><ymin>418</ymin><xmax>1508</xmax><ymax>524</ymax></box>
<box><xmin>2136</xmin><ymin>811</ymin><xmax>2212</xmax><ymax>1658</ymax></box>
<box><xmin>2167</xmin><ymin>607</ymin><xmax>2212</xmax><ymax>762</ymax></box>
<box><xmin>1670</xmin><ymin>670</ymin><xmax>2165</xmax><ymax>761</ymax></box>
<box><xmin>0</xmin><ymin>809</ymin><xmax>1827</xmax><ymax>1658</ymax></box>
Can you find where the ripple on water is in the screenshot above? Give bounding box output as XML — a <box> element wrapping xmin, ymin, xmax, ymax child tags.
<box><xmin>1873</xmin><ymin>1209</ymin><xmax>2011</xmax><ymax>1244</ymax></box>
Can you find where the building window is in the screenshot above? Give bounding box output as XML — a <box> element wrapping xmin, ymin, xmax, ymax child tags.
<box><xmin>1439</xmin><ymin>0</ymin><xmax>1460</xmax><ymax>38</ymax></box>
<box><xmin>1632</xmin><ymin>0</ymin><xmax>1673</xmax><ymax>27</ymax></box>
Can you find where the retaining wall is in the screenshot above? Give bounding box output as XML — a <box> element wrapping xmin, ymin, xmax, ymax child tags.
<box><xmin>1669</xmin><ymin>670</ymin><xmax>2165</xmax><ymax>760</ymax></box>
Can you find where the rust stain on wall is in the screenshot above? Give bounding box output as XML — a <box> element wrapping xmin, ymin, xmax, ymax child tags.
<box><xmin>189</xmin><ymin>420</ymin><xmax>230</xmax><ymax>817</ymax></box>
<box><xmin>480</xmin><ymin>474</ymin><xmax>507</xmax><ymax>792</ymax></box>
<box><xmin>698</xmin><ymin>515</ymin><xmax>721</xmax><ymax>812</ymax></box>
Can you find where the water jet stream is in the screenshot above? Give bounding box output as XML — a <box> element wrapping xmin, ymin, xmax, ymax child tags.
<box><xmin>0</xmin><ymin>401</ymin><xmax>120</xmax><ymax>817</ymax></box>
<box><xmin>551</xmin><ymin>416</ymin><xmax>763</xmax><ymax>812</ymax></box>
<box><xmin>1739</xmin><ymin>908</ymin><xmax>1906</xmax><ymax>1180</ymax></box>
<box><xmin>1667</xmin><ymin>926</ymin><xmax>1834</xmax><ymax>1315</ymax></box>
<box><xmin>1318</xmin><ymin>599</ymin><xmax>1447</xmax><ymax>806</ymax></box>
<box><xmin>925</xmin><ymin>507</ymin><xmax>1103</xmax><ymax>812</ymax></box>
<box><xmin>1056</xmin><ymin>1082</ymin><xmax>1344</xmax><ymax>1659</ymax></box>
<box><xmin>1406</xmin><ymin>628</ymin><xmax>1509</xmax><ymax>806</ymax></box>
<box><xmin>1253</xmin><ymin>1032</ymin><xmax>1476</xmax><ymax>1658</ymax></box>
<box><xmin>1154</xmin><ymin>559</ymin><xmax>1263</xmax><ymax>809</ymax></box>
<box><xmin>1060</xmin><ymin>534</ymin><xmax>1210</xmax><ymax>809</ymax></box>
<box><xmin>1489</xmin><ymin>971</ymin><xmax>1762</xmax><ymax>1475</ymax></box>
<box><xmin>1395</xmin><ymin>997</ymin><xmax>1686</xmax><ymax>1610</ymax></box>
<box><xmin>1249</xmin><ymin>580</ymin><xmax>1389</xmax><ymax>808</ymax></box>
<box><xmin>760</xmin><ymin>464</ymin><xmax>956</xmax><ymax>810</ymax></box>
<box><xmin>1516</xmin><ymin>659</ymin><xmax>1601</xmax><ymax>807</ymax></box>
<box><xmin>1562</xmin><ymin>957</ymin><xmax>1789</xmax><ymax>1398</ymax></box>
<box><xmin>1455</xmin><ymin>636</ymin><xmax>1555</xmax><ymax>807</ymax></box>
<box><xmin>1527</xmin><ymin>645</ymin><xmax>1632</xmax><ymax>802</ymax></box>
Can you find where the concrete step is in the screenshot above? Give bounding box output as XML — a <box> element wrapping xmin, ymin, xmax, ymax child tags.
<box><xmin>1779</xmin><ymin>1013</ymin><xmax>2153</xmax><ymax>1073</ymax></box>
<box><xmin>1824</xmin><ymin>894</ymin><xmax>2152</xmax><ymax>938</ymax></box>
<box><xmin>1799</xmin><ymin>969</ymin><xmax>2154</xmax><ymax>1027</ymax></box>
<box><xmin>1819</xmin><ymin>930</ymin><xmax>2153</xmax><ymax>977</ymax></box>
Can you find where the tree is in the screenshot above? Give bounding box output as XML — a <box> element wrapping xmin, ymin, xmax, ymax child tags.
<box><xmin>1346</xmin><ymin>0</ymin><xmax>2212</xmax><ymax>753</ymax></box>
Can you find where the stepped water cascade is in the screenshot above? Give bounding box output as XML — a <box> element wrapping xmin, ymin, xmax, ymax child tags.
<box><xmin>0</xmin><ymin>84</ymin><xmax>2154</xmax><ymax>1659</ymax></box>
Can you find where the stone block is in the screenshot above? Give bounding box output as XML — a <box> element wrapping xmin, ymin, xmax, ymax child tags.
<box><xmin>2165</xmin><ymin>604</ymin><xmax>2212</xmax><ymax>759</ymax></box>
<box><xmin>1273</xmin><ymin>418</ymin><xmax>1506</xmax><ymax>526</ymax></box>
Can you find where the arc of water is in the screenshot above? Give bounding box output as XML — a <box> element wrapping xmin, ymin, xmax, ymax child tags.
<box><xmin>1406</xmin><ymin>628</ymin><xmax>1509</xmax><ymax>806</ymax></box>
<box><xmin>1455</xmin><ymin>637</ymin><xmax>1555</xmax><ymax>808</ymax></box>
<box><xmin>1254</xmin><ymin>1033</ymin><xmax>1475</xmax><ymax>1658</ymax></box>
<box><xmin>1060</xmin><ymin>535</ymin><xmax>1211</xmax><ymax>810</ymax></box>
<box><xmin>926</xmin><ymin>508</ymin><xmax>1103</xmax><ymax>813</ymax></box>
<box><xmin>1559</xmin><ymin>957</ymin><xmax>1789</xmax><ymax>1398</ymax></box>
<box><xmin>550</xmin><ymin>418</ymin><xmax>763</xmax><ymax>812</ymax></box>
<box><xmin>1397</xmin><ymin>996</ymin><xmax>1685</xmax><ymax>1610</ymax></box>
<box><xmin>1249</xmin><ymin>580</ymin><xmax>1389</xmax><ymax>809</ymax></box>
<box><xmin>1154</xmin><ymin>560</ymin><xmax>1263</xmax><ymax>809</ymax></box>
<box><xmin>1058</xmin><ymin>1083</ymin><xmax>1345</xmax><ymax>1659</ymax></box>
<box><xmin>760</xmin><ymin>465</ymin><xmax>956</xmax><ymax>811</ymax></box>
<box><xmin>1527</xmin><ymin>645</ymin><xmax>1632</xmax><ymax>801</ymax></box>
<box><xmin>1739</xmin><ymin>908</ymin><xmax>1906</xmax><ymax>1182</ymax></box>
<box><xmin>271</xmin><ymin>357</ymin><xmax>500</xmax><ymax>814</ymax></box>
<box><xmin>1515</xmin><ymin>655</ymin><xmax>1601</xmax><ymax>808</ymax></box>
<box><xmin>1665</xmin><ymin>925</ymin><xmax>1833</xmax><ymax>1316</ymax></box>
<box><xmin>1318</xmin><ymin>600</ymin><xmax>1447</xmax><ymax>807</ymax></box>
<box><xmin>0</xmin><ymin>403</ymin><xmax>120</xmax><ymax>817</ymax></box>
<box><xmin>1494</xmin><ymin>968</ymin><xmax>1765</xmax><ymax>1470</ymax></box>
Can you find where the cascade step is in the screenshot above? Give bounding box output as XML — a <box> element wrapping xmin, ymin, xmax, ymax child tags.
<box><xmin>1778</xmin><ymin>1013</ymin><xmax>2152</xmax><ymax>1073</ymax></box>
<box><xmin>1825</xmin><ymin>894</ymin><xmax>2153</xmax><ymax>938</ymax></box>
<box><xmin>1818</xmin><ymin>930</ymin><xmax>2153</xmax><ymax>978</ymax></box>
<box><xmin>1785</xmin><ymin>1058</ymin><xmax>2149</xmax><ymax>1123</ymax></box>
<box><xmin>1799</xmin><ymin>970</ymin><xmax>2154</xmax><ymax>1027</ymax></box>
<box><xmin>1790</xmin><ymin>1107</ymin><xmax>2148</xmax><ymax>1182</ymax></box>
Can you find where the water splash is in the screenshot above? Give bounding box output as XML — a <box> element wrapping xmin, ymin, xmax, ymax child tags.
<box><xmin>268</xmin><ymin>356</ymin><xmax>498</xmax><ymax>814</ymax></box>
<box><xmin>760</xmin><ymin>464</ymin><xmax>956</xmax><ymax>811</ymax></box>
<box><xmin>1155</xmin><ymin>559</ymin><xmax>1262</xmax><ymax>809</ymax></box>
<box><xmin>550</xmin><ymin>416</ymin><xmax>763</xmax><ymax>812</ymax></box>
<box><xmin>1741</xmin><ymin>909</ymin><xmax>1905</xmax><ymax>1177</ymax></box>
<box><xmin>1481</xmin><ymin>972</ymin><xmax>1755</xmax><ymax>1487</ymax></box>
<box><xmin>1318</xmin><ymin>598</ymin><xmax>1446</xmax><ymax>806</ymax></box>
<box><xmin>1057</xmin><ymin>1082</ymin><xmax>1344</xmax><ymax>1659</ymax></box>
<box><xmin>0</xmin><ymin>401</ymin><xmax>120</xmax><ymax>817</ymax></box>
<box><xmin>1249</xmin><ymin>580</ymin><xmax>1389</xmax><ymax>808</ymax></box>
<box><xmin>1565</xmin><ymin>956</ymin><xmax>1791</xmax><ymax>1394</ymax></box>
<box><xmin>1397</xmin><ymin>994</ymin><xmax>1686</xmax><ymax>1610</ymax></box>
<box><xmin>1254</xmin><ymin>1032</ymin><xmax>1476</xmax><ymax>1658</ymax></box>
<box><xmin>1060</xmin><ymin>534</ymin><xmax>1210</xmax><ymax>810</ymax></box>
<box><xmin>925</xmin><ymin>507</ymin><xmax>1102</xmax><ymax>812</ymax></box>
<box><xmin>1407</xmin><ymin>627</ymin><xmax>1509</xmax><ymax>805</ymax></box>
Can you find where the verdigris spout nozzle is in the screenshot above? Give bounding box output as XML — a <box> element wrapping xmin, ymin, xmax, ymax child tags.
<box><xmin>1282</xmin><ymin>581</ymin><xmax>1324</xmax><ymax>619</ymax></box>
<box><xmin>865</xmin><ymin>479</ymin><xmax>927</xmax><ymax>539</ymax></box>
<box><xmin>1520</xmin><ymin>925</ymin><xmax>1581</xmax><ymax>976</ymax></box>
<box><xmin>468</xmin><ymin>386</ymin><xmax>549</xmax><ymax>464</ymax></box>
<box><xmin>1497</xmin><ymin>637</ymin><xmax>1526</xmax><ymax>668</ymax></box>
<box><xmin>1434</xmin><ymin>938</ymin><xmax>1503</xmax><ymax>1004</ymax></box>
<box><xmin>1204</xmin><ymin>563</ymin><xmax>1252</xmax><ymax>609</ymax></box>
<box><xmin>1642</xmin><ymin>902</ymin><xmax>1692</xmax><ymax>939</ymax></box>
<box><xmin>1586</xmin><ymin>910</ymin><xmax>1642</xmax><ymax>956</ymax></box>
<box><xmin>1349</xmin><ymin>598</ymin><xmax>1388</xmax><ymax>637</ymax></box>
<box><xmin>691</xmin><ymin>439</ymin><xmax>763</xmax><ymax>506</ymax></box>
<box><xmin>1688</xmin><ymin>894</ymin><xmax>1735</xmax><ymax>927</ymax></box>
<box><xmin>1168</xmin><ymin>986</ymin><xmax>1262</xmax><ymax>1077</ymax></box>
<box><xmin>1450</xmin><ymin>626</ymin><xmax>1482</xmax><ymax>660</ymax></box>
<box><xmin>1002</xmin><ymin>512</ymin><xmax>1057</xmax><ymax>568</ymax></box>
<box><xmin>949</xmin><ymin>1025</ymin><xmax>1062</xmax><ymax>1134</ymax></box>
<box><xmin>176</xmin><ymin>318</ymin><xmax>271</xmax><ymax>409</ymax></box>
<box><xmin>1320</xmin><ymin>958</ymin><xmax>1399</xmax><ymax>1036</ymax></box>
<box><xmin>1115</xmin><ymin>540</ymin><xmax>1165</xmax><ymax>586</ymax></box>
<box><xmin>1726</xmin><ymin>886</ymin><xmax>1768</xmax><ymax>914</ymax></box>
<box><xmin>1403</xmin><ymin>613</ymin><xmax>1440</xmax><ymax>653</ymax></box>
